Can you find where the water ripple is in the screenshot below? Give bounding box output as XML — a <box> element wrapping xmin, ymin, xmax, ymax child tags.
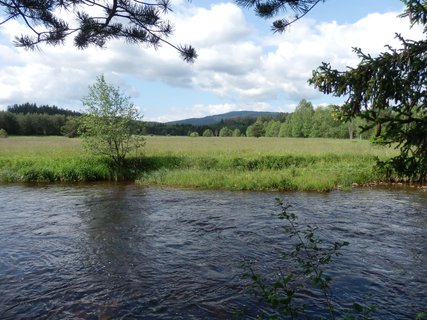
<box><xmin>0</xmin><ymin>184</ymin><xmax>425</xmax><ymax>319</ymax></box>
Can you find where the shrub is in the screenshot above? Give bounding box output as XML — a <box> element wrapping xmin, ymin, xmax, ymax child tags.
<box><xmin>0</xmin><ymin>128</ymin><xmax>8</xmax><ymax>138</ymax></box>
<box><xmin>202</xmin><ymin>129</ymin><xmax>214</xmax><ymax>137</ymax></box>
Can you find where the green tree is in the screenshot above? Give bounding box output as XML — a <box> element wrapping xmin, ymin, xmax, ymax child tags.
<box><xmin>309</xmin><ymin>1</ymin><xmax>427</xmax><ymax>182</ymax></box>
<box><xmin>280</xmin><ymin>99</ymin><xmax>314</xmax><ymax>138</ymax></box>
<box><xmin>290</xmin><ymin>99</ymin><xmax>314</xmax><ymax>137</ymax></box>
<box><xmin>265</xmin><ymin>120</ymin><xmax>281</xmax><ymax>137</ymax></box>
<box><xmin>219</xmin><ymin>126</ymin><xmax>233</xmax><ymax>137</ymax></box>
<box><xmin>232</xmin><ymin>128</ymin><xmax>241</xmax><ymax>137</ymax></box>
<box><xmin>239</xmin><ymin>0</ymin><xmax>426</xmax><ymax>181</ymax></box>
<box><xmin>0</xmin><ymin>112</ymin><xmax>19</xmax><ymax>135</ymax></box>
<box><xmin>278</xmin><ymin>120</ymin><xmax>292</xmax><ymax>137</ymax></box>
<box><xmin>61</xmin><ymin>117</ymin><xmax>80</xmax><ymax>138</ymax></box>
<box><xmin>0</xmin><ymin>0</ymin><xmax>196</xmax><ymax>62</ymax></box>
<box><xmin>189</xmin><ymin>131</ymin><xmax>199</xmax><ymax>137</ymax></box>
<box><xmin>310</xmin><ymin>106</ymin><xmax>348</xmax><ymax>139</ymax></box>
<box><xmin>79</xmin><ymin>75</ymin><xmax>145</xmax><ymax>168</ymax></box>
<box><xmin>246</xmin><ymin>120</ymin><xmax>265</xmax><ymax>137</ymax></box>
<box><xmin>202</xmin><ymin>128</ymin><xmax>214</xmax><ymax>137</ymax></box>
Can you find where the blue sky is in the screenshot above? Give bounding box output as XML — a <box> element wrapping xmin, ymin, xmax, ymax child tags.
<box><xmin>0</xmin><ymin>0</ymin><xmax>423</xmax><ymax>122</ymax></box>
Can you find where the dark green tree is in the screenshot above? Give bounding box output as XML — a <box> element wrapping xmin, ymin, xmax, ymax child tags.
<box><xmin>7</xmin><ymin>103</ymin><xmax>81</xmax><ymax>116</ymax></box>
<box><xmin>246</xmin><ymin>119</ymin><xmax>265</xmax><ymax>137</ymax></box>
<box><xmin>0</xmin><ymin>0</ymin><xmax>196</xmax><ymax>62</ymax></box>
<box><xmin>236</xmin><ymin>0</ymin><xmax>323</xmax><ymax>33</ymax></box>
<box><xmin>61</xmin><ymin>117</ymin><xmax>80</xmax><ymax>138</ymax></box>
<box><xmin>309</xmin><ymin>1</ymin><xmax>427</xmax><ymax>182</ymax></box>
<box><xmin>0</xmin><ymin>112</ymin><xmax>19</xmax><ymax>134</ymax></box>
<box><xmin>238</xmin><ymin>0</ymin><xmax>427</xmax><ymax>182</ymax></box>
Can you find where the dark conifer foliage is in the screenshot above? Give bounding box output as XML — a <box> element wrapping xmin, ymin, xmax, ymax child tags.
<box><xmin>2</xmin><ymin>103</ymin><xmax>81</xmax><ymax>135</ymax></box>
<box><xmin>309</xmin><ymin>1</ymin><xmax>427</xmax><ymax>182</ymax></box>
<box><xmin>236</xmin><ymin>0</ymin><xmax>426</xmax><ymax>181</ymax></box>
<box><xmin>0</xmin><ymin>0</ymin><xmax>197</xmax><ymax>62</ymax></box>
<box><xmin>7</xmin><ymin>102</ymin><xmax>81</xmax><ymax>116</ymax></box>
<box><xmin>235</xmin><ymin>0</ymin><xmax>323</xmax><ymax>33</ymax></box>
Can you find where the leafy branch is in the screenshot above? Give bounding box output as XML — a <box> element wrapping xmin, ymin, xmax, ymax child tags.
<box><xmin>245</xmin><ymin>199</ymin><xmax>382</xmax><ymax>320</ymax></box>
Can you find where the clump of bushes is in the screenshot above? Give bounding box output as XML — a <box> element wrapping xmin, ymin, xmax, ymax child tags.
<box><xmin>0</xmin><ymin>128</ymin><xmax>8</xmax><ymax>138</ymax></box>
<box><xmin>189</xmin><ymin>131</ymin><xmax>199</xmax><ymax>137</ymax></box>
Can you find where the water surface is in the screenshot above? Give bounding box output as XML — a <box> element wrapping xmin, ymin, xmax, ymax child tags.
<box><xmin>0</xmin><ymin>184</ymin><xmax>426</xmax><ymax>319</ymax></box>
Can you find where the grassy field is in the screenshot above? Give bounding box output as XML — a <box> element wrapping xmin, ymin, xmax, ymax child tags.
<box><xmin>0</xmin><ymin>136</ymin><xmax>397</xmax><ymax>191</ymax></box>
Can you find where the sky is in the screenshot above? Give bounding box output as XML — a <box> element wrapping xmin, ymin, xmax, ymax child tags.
<box><xmin>0</xmin><ymin>0</ymin><xmax>424</xmax><ymax>122</ymax></box>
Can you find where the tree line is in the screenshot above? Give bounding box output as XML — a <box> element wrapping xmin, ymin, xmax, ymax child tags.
<box><xmin>246</xmin><ymin>100</ymin><xmax>372</xmax><ymax>139</ymax></box>
<box><xmin>7</xmin><ymin>103</ymin><xmax>82</xmax><ymax>116</ymax></box>
<box><xmin>188</xmin><ymin>100</ymin><xmax>372</xmax><ymax>139</ymax></box>
<box><xmin>0</xmin><ymin>104</ymin><xmax>80</xmax><ymax>136</ymax></box>
<box><xmin>1</xmin><ymin>100</ymin><xmax>373</xmax><ymax>139</ymax></box>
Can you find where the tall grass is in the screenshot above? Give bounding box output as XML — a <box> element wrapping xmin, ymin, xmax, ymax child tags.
<box><xmin>138</xmin><ymin>154</ymin><xmax>381</xmax><ymax>191</ymax></box>
<box><xmin>0</xmin><ymin>137</ymin><xmax>110</xmax><ymax>182</ymax></box>
<box><xmin>143</xmin><ymin>136</ymin><xmax>397</xmax><ymax>158</ymax></box>
<box><xmin>0</xmin><ymin>136</ymin><xmax>394</xmax><ymax>190</ymax></box>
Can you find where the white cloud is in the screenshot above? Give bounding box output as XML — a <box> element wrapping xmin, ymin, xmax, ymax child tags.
<box><xmin>173</xmin><ymin>2</ymin><xmax>251</xmax><ymax>46</ymax></box>
<box><xmin>0</xmin><ymin>2</ymin><xmax>424</xmax><ymax>118</ymax></box>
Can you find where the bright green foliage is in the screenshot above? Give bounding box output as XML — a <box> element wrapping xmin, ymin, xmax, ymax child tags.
<box><xmin>309</xmin><ymin>1</ymin><xmax>427</xmax><ymax>182</ymax></box>
<box><xmin>79</xmin><ymin>75</ymin><xmax>145</xmax><ymax>168</ymax></box>
<box><xmin>265</xmin><ymin>120</ymin><xmax>281</xmax><ymax>137</ymax></box>
<box><xmin>246</xmin><ymin>200</ymin><xmax>379</xmax><ymax>320</ymax></box>
<box><xmin>219</xmin><ymin>126</ymin><xmax>233</xmax><ymax>137</ymax></box>
<box><xmin>310</xmin><ymin>106</ymin><xmax>348</xmax><ymax>139</ymax></box>
<box><xmin>291</xmin><ymin>99</ymin><xmax>315</xmax><ymax>137</ymax></box>
<box><xmin>202</xmin><ymin>129</ymin><xmax>214</xmax><ymax>137</ymax></box>
<box><xmin>0</xmin><ymin>128</ymin><xmax>8</xmax><ymax>138</ymax></box>
<box><xmin>232</xmin><ymin>128</ymin><xmax>242</xmax><ymax>137</ymax></box>
<box><xmin>189</xmin><ymin>131</ymin><xmax>199</xmax><ymax>137</ymax></box>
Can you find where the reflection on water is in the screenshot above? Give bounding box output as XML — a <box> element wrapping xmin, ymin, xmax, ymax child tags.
<box><xmin>0</xmin><ymin>184</ymin><xmax>426</xmax><ymax>319</ymax></box>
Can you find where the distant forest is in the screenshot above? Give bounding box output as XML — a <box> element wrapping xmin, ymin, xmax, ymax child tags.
<box><xmin>7</xmin><ymin>103</ymin><xmax>82</xmax><ymax>117</ymax></box>
<box><xmin>0</xmin><ymin>100</ymin><xmax>372</xmax><ymax>139</ymax></box>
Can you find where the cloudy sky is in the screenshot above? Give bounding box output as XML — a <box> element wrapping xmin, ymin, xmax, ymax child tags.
<box><xmin>0</xmin><ymin>0</ymin><xmax>424</xmax><ymax>122</ymax></box>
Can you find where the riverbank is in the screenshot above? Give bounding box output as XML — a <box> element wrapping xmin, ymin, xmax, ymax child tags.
<box><xmin>0</xmin><ymin>136</ymin><xmax>399</xmax><ymax>191</ymax></box>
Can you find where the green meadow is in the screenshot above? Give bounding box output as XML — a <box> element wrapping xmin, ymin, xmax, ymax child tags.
<box><xmin>0</xmin><ymin>136</ymin><xmax>397</xmax><ymax>191</ymax></box>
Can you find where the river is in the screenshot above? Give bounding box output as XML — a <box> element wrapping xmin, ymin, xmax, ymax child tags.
<box><xmin>0</xmin><ymin>184</ymin><xmax>426</xmax><ymax>319</ymax></box>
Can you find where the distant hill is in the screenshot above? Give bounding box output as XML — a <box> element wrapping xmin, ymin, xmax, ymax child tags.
<box><xmin>167</xmin><ymin>110</ymin><xmax>278</xmax><ymax>126</ymax></box>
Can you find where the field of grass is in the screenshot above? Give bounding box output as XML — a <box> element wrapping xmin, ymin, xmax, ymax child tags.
<box><xmin>0</xmin><ymin>136</ymin><xmax>397</xmax><ymax>191</ymax></box>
